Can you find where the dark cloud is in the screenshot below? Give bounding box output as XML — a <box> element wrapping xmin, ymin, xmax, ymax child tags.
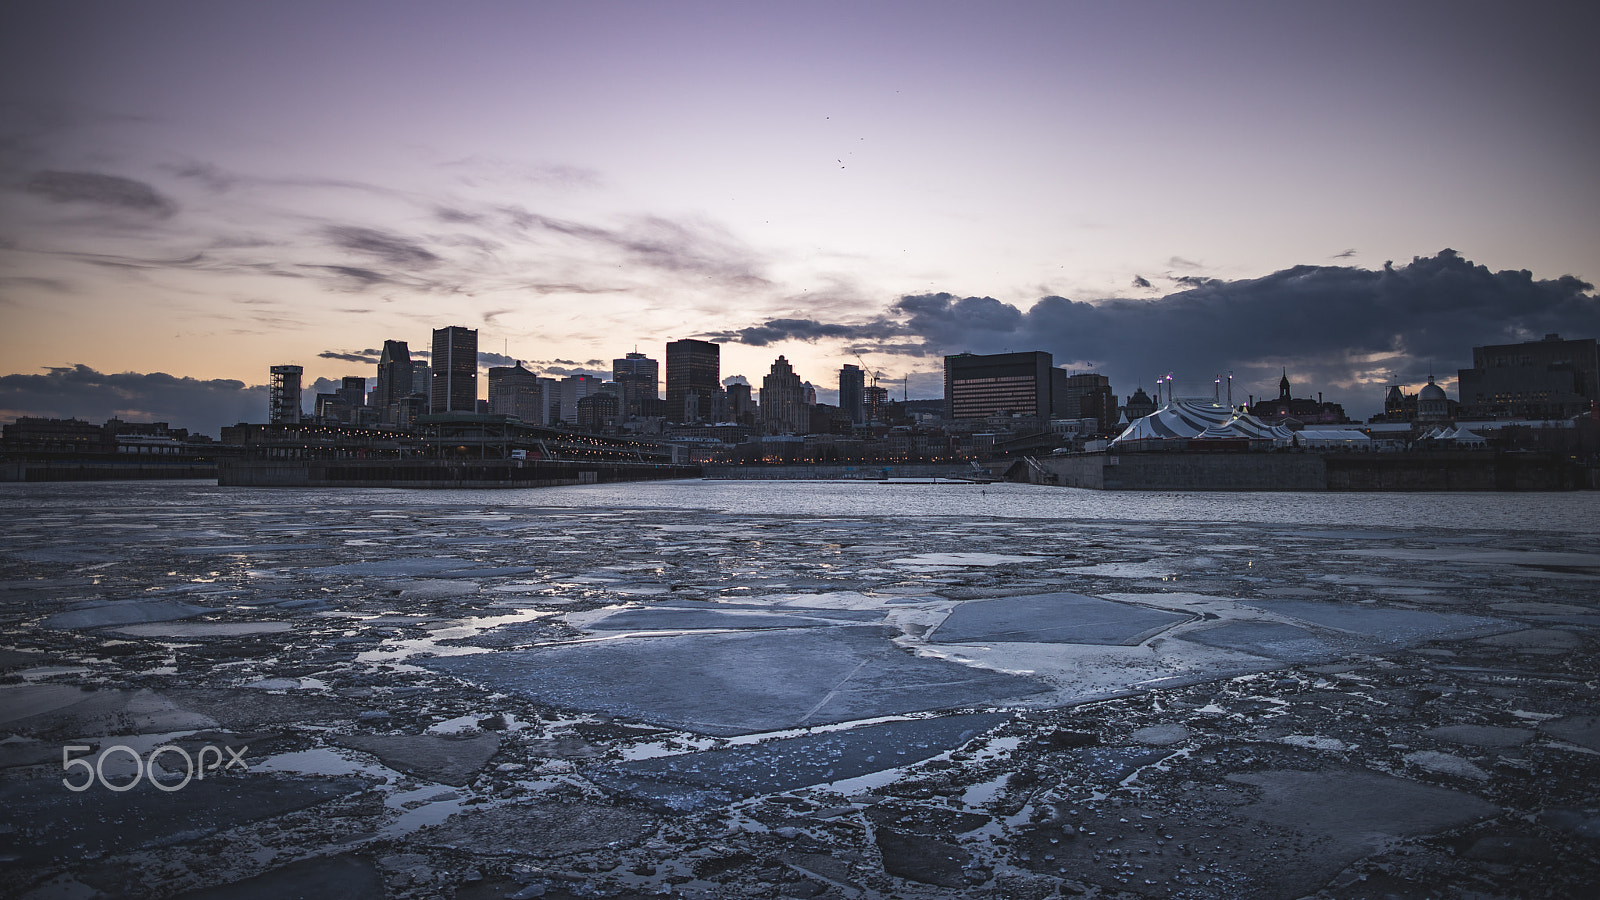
<box><xmin>722</xmin><ymin>251</ymin><xmax>1599</xmax><ymax>418</ymax></box>
<box><xmin>702</xmin><ymin>316</ymin><xmax>904</xmax><ymax>347</ymax></box>
<box><xmin>1332</xmin><ymin>248</ymin><xmax>1357</xmax><ymax>259</ymax></box>
<box><xmin>1170</xmin><ymin>274</ymin><xmax>1221</xmax><ymax>288</ymax></box>
<box><xmin>318</xmin><ymin>349</ymin><xmax>382</xmax><ymax>364</ymax></box>
<box><xmin>723</xmin><ymin>375</ymin><xmax>749</xmax><ymax>386</ymax></box>
<box><xmin>1131</xmin><ymin>275</ymin><xmax>1153</xmax><ymax>289</ymax></box>
<box><xmin>478</xmin><ymin>351</ymin><xmax>519</xmax><ymax>367</ymax></box>
<box><xmin>24</xmin><ymin>170</ymin><xmax>176</xmax><ymax>217</ymax></box>
<box><xmin>0</xmin><ymin>365</ymin><xmax>262</xmax><ymax>437</ymax></box>
<box><xmin>323</xmin><ymin>225</ymin><xmax>440</xmax><ymax>268</ymax></box>
<box><xmin>895</xmin><ymin>294</ymin><xmax>1025</xmax><ymax>346</ymax></box>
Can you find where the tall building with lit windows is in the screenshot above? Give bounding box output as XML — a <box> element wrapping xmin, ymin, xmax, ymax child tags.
<box><xmin>430</xmin><ymin>326</ymin><xmax>478</xmax><ymax>414</ymax></box>
<box><xmin>943</xmin><ymin>351</ymin><xmax>1052</xmax><ymax>421</ymax></box>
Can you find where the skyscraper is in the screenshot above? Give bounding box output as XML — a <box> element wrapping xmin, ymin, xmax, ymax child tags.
<box><xmin>760</xmin><ymin>355</ymin><xmax>807</xmax><ymax>434</ymax></box>
<box><xmin>613</xmin><ymin>351</ymin><xmax>660</xmax><ymax>418</ymax></box>
<box><xmin>665</xmin><ymin>339</ymin><xmax>719</xmax><ymax>424</ymax></box>
<box><xmin>839</xmin><ymin>364</ymin><xmax>865</xmax><ymax>425</ymax></box>
<box><xmin>430</xmin><ymin>326</ymin><xmax>478</xmax><ymax>414</ymax></box>
<box><xmin>944</xmin><ymin>351</ymin><xmax>1053</xmax><ymax>421</ymax></box>
<box><xmin>374</xmin><ymin>340</ymin><xmax>413</xmax><ymax>424</ymax></box>
<box><xmin>269</xmin><ymin>365</ymin><xmax>303</xmax><ymax>424</ymax></box>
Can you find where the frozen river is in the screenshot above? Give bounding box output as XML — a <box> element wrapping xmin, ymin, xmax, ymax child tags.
<box><xmin>1</xmin><ymin>479</ymin><xmax>1597</xmax><ymax>899</ymax></box>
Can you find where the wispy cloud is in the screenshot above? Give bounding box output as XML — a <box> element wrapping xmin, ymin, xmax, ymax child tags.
<box><xmin>25</xmin><ymin>170</ymin><xmax>176</xmax><ymax>218</ymax></box>
<box><xmin>322</xmin><ymin>225</ymin><xmax>440</xmax><ymax>269</ymax></box>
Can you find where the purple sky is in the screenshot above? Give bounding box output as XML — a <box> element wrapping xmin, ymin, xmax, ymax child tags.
<box><xmin>2</xmin><ymin>1</ymin><xmax>1597</xmax><ymax>434</ymax></box>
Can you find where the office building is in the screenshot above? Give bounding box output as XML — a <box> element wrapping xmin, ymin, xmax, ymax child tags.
<box><xmin>1053</xmin><ymin>372</ymin><xmax>1117</xmax><ymax>432</ymax></box>
<box><xmin>430</xmin><ymin>326</ymin><xmax>478</xmax><ymax>414</ymax></box>
<box><xmin>373</xmin><ymin>340</ymin><xmax>414</xmax><ymax>424</ymax></box>
<box><xmin>488</xmin><ymin>363</ymin><xmax>543</xmax><ymax>422</ymax></box>
<box><xmin>576</xmin><ymin>392</ymin><xmax>620</xmax><ymax>430</ymax></box>
<box><xmin>613</xmin><ymin>351</ymin><xmax>660</xmax><ymax>418</ymax></box>
<box><xmin>726</xmin><ymin>382</ymin><xmax>756</xmax><ymax>426</ymax></box>
<box><xmin>944</xmin><ymin>351</ymin><xmax>1052</xmax><ymax>421</ymax></box>
<box><xmin>556</xmin><ymin>374</ymin><xmax>603</xmax><ymax>424</ymax></box>
<box><xmin>666</xmin><ymin>339</ymin><xmax>720</xmax><ymax>424</ymax></box>
<box><xmin>1457</xmin><ymin>334</ymin><xmax>1599</xmax><ymax>419</ymax></box>
<box><xmin>269</xmin><ymin>365</ymin><xmax>303</xmax><ymax>424</ymax></box>
<box><xmin>760</xmin><ymin>355</ymin><xmax>807</xmax><ymax>434</ymax></box>
<box><xmin>839</xmin><ymin>364</ymin><xmax>866</xmax><ymax>425</ymax></box>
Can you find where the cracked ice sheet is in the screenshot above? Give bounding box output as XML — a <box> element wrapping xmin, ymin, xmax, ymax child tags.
<box><xmin>423</xmin><ymin>626</ymin><xmax>1044</xmax><ymax>736</ymax></box>
<box><xmin>890</xmin><ymin>552</ymin><xmax>1043</xmax><ymax>567</ymax></box>
<box><xmin>913</xmin><ymin>638</ymin><xmax>1287</xmax><ymax>707</ymax></box>
<box><xmin>570</xmin><ymin>602</ymin><xmax>886</xmax><ymax>633</ymax></box>
<box><xmin>1335</xmin><ymin>547</ymin><xmax>1600</xmax><ymax>575</ymax></box>
<box><xmin>587</xmin><ymin>713</ymin><xmax>1011</xmax><ymax>811</ymax></box>
<box><xmin>1236</xmin><ymin>599</ymin><xmax>1521</xmax><ymax>645</ymax></box>
<box><xmin>928</xmin><ymin>592</ymin><xmax>1191</xmax><ymax>646</ymax></box>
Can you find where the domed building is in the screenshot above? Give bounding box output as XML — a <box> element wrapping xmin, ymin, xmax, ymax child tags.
<box><xmin>1417</xmin><ymin>375</ymin><xmax>1450</xmax><ymax>422</ymax></box>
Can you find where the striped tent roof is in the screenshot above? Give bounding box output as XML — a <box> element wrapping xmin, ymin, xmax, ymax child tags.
<box><xmin>1110</xmin><ymin>399</ymin><xmax>1293</xmax><ymax>447</ymax></box>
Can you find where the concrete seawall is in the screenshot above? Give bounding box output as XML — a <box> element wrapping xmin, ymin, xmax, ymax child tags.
<box><xmin>1034</xmin><ymin>451</ymin><xmax>1590</xmax><ymax>491</ymax></box>
<box><xmin>2</xmin><ymin>459</ymin><xmax>218</xmax><ymax>482</ymax></box>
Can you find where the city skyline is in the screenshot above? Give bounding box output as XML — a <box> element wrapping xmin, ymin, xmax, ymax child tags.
<box><xmin>3</xmin><ymin>2</ymin><xmax>1599</xmax><ymax>435</ymax></box>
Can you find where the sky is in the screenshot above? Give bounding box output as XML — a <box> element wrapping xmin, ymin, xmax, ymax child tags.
<box><xmin>2</xmin><ymin>0</ymin><xmax>1597</xmax><ymax>436</ymax></box>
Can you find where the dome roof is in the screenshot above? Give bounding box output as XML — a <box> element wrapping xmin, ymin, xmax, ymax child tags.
<box><xmin>1419</xmin><ymin>378</ymin><xmax>1446</xmax><ymax>402</ymax></box>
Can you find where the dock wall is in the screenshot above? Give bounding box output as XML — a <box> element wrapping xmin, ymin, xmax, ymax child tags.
<box><xmin>1033</xmin><ymin>451</ymin><xmax>1589</xmax><ymax>492</ymax></box>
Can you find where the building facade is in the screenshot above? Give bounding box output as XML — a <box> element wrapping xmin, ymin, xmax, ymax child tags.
<box><xmin>1053</xmin><ymin>372</ymin><xmax>1117</xmax><ymax>432</ymax></box>
<box><xmin>666</xmin><ymin>339</ymin><xmax>720</xmax><ymax>424</ymax></box>
<box><xmin>1246</xmin><ymin>371</ymin><xmax>1349</xmax><ymax>425</ymax></box>
<box><xmin>760</xmin><ymin>355</ymin><xmax>807</xmax><ymax>434</ymax></box>
<box><xmin>430</xmin><ymin>326</ymin><xmax>478</xmax><ymax>414</ymax></box>
<box><xmin>487</xmin><ymin>363</ymin><xmax>543</xmax><ymax>422</ymax></box>
<box><xmin>613</xmin><ymin>351</ymin><xmax>661</xmax><ymax>418</ymax></box>
<box><xmin>1457</xmin><ymin>334</ymin><xmax>1598</xmax><ymax>420</ymax></box>
<box><xmin>943</xmin><ymin>351</ymin><xmax>1052</xmax><ymax>421</ymax></box>
<box><xmin>839</xmin><ymin>364</ymin><xmax>865</xmax><ymax>425</ymax></box>
<box><xmin>373</xmin><ymin>340</ymin><xmax>414</xmax><ymax>424</ymax></box>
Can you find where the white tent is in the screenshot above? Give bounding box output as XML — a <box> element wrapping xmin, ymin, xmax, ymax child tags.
<box><xmin>1292</xmin><ymin>428</ymin><xmax>1373</xmax><ymax>449</ymax></box>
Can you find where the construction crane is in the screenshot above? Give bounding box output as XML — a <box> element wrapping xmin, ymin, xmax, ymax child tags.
<box><xmin>854</xmin><ymin>353</ymin><xmax>881</xmax><ymax>388</ymax></box>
